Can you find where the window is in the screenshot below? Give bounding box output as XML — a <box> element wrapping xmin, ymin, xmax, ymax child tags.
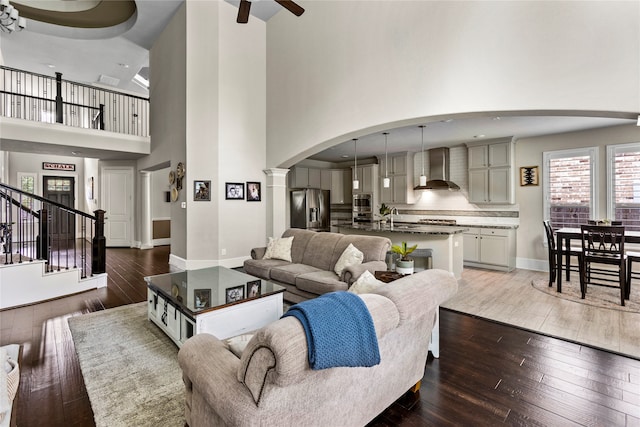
<box><xmin>607</xmin><ymin>142</ymin><xmax>640</xmax><ymax>231</ymax></box>
<box><xmin>543</xmin><ymin>147</ymin><xmax>598</xmax><ymax>229</ymax></box>
<box><xmin>17</xmin><ymin>172</ymin><xmax>36</xmax><ymax>216</ymax></box>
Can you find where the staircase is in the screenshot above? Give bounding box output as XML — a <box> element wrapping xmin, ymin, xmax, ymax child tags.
<box><xmin>0</xmin><ymin>183</ymin><xmax>107</xmax><ymax>309</ymax></box>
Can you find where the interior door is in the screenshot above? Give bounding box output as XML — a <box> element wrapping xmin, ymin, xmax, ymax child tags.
<box><xmin>102</xmin><ymin>167</ymin><xmax>133</xmax><ymax>247</ymax></box>
<box><xmin>42</xmin><ymin>176</ymin><xmax>75</xmax><ymax>243</ymax></box>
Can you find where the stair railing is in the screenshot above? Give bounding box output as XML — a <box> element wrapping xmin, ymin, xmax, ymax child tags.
<box><xmin>0</xmin><ymin>182</ymin><xmax>105</xmax><ymax>278</ymax></box>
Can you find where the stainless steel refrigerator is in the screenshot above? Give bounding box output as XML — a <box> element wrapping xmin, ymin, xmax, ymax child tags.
<box><xmin>290</xmin><ymin>189</ymin><xmax>330</xmax><ymax>232</ymax></box>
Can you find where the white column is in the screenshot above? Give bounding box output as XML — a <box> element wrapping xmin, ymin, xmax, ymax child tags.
<box><xmin>140</xmin><ymin>171</ymin><xmax>153</xmax><ymax>250</ymax></box>
<box><xmin>263</xmin><ymin>168</ymin><xmax>289</xmax><ymax>238</ymax></box>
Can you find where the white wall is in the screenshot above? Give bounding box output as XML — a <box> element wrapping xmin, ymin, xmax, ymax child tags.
<box><xmin>152</xmin><ymin>167</ymin><xmax>171</xmax><ymax>220</ymax></box>
<box><xmin>515</xmin><ymin>124</ymin><xmax>640</xmax><ymax>269</ymax></box>
<box><xmin>266</xmin><ymin>1</ymin><xmax>639</xmax><ymax>168</ymax></box>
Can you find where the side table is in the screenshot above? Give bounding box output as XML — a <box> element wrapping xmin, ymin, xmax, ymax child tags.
<box><xmin>374</xmin><ymin>270</ymin><xmax>440</xmax><ymax>358</ymax></box>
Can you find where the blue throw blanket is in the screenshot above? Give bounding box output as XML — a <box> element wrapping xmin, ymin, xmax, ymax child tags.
<box><xmin>282</xmin><ymin>291</ymin><xmax>380</xmax><ymax>370</ymax></box>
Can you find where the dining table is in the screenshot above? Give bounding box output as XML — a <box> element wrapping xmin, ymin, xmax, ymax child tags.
<box><xmin>554</xmin><ymin>227</ymin><xmax>640</xmax><ymax>292</ymax></box>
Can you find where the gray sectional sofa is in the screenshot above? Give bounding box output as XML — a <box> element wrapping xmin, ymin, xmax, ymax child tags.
<box><xmin>178</xmin><ymin>269</ymin><xmax>459</xmax><ymax>426</ymax></box>
<box><xmin>243</xmin><ymin>228</ymin><xmax>391</xmax><ymax>303</ymax></box>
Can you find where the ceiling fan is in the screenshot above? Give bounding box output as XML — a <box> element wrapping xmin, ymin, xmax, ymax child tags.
<box><xmin>237</xmin><ymin>0</ymin><xmax>304</xmax><ymax>24</ymax></box>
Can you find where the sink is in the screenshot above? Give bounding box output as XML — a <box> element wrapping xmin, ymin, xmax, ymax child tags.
<box><xmin>392</xmin><ymin>224</ymin><xmax>419</xmax><ymax>230</ymax></box>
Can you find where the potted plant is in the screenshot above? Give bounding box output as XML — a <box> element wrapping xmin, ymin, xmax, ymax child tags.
<box><xmin>391</xmin><ymin>242</ymin><xmax>418</xmax><ymax>275</ymax></box>
<box><xmin>377</xmin><ymin>203</ymin><xmax>393</xmax><ymax>224</ymax></box>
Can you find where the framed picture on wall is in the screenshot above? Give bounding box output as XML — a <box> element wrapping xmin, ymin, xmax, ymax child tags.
<box><xmin>194</xmin><ymin>180</ymin><xmax>211</xmax><ymax>201</ymax></box>
<box><xmin>520</xmin><ymin>166</ymin><xmax>539</xmax><ymax>186</ymax></box>
<box><xmin>246</xmin><ymin>182</ymin><xmax>261</xmax><ymax>201</ymax></box>
<box><xmin>225</xmin><ymin>182</ymin><xmax>244</xmax><ymax>200</ymax></box>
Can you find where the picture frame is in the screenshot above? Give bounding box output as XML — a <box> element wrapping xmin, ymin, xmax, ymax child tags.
<box><xmin>194</xmin><ymin>289</ymin><xmax>211</xmax><ymax>309</ymax></box>
<box><xmin>193</xmin><ymin>180</ymin><xmax>211</xmax><ymax>201</ymax></box>
<box><xmin>225</xmin><ymin>285</ymin><xmax>245</xmax><ymax>303</ymax></box>
<box><xmin>246</xmin><ymin>279</ymin><xmax>262</xmax><ymax>298</ymax></box>
<box><xmin>225</xmin><ymin>182</ymin><xmax>245</xmax><ymax>200</ymax></box>
<box><xmin>520</xmin><ymin>166</ymin><xmax>539</xmax><ymax>186</ymax></box>
<box><xmin>246</xmin><ymin>182</ymin><xmax>261</xmax><ymax>202</ymax></box>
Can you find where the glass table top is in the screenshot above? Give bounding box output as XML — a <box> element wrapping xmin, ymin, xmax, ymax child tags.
<box><xmin>145</xmin><ymin>266</ymin><xmax>285</xmax><ymax>315</ymax></box>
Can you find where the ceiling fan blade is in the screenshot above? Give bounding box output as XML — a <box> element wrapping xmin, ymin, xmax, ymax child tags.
<box><xmin>275</xmin><ymin>0</ymin><xmax>305</xmax><ymax>17</ymax></box>
<box><xmin>237</xmin><ymin>0</ymin><xmax>252</xmax><ymax>23</ymax></box>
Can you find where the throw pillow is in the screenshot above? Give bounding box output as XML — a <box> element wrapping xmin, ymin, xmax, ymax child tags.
<box><xmin>263</xmin><ymin>236</ymin><xmax>294</xmax><ymax>262</ymax></box>
<box><xmin>334</xmin><ymin>243</ymin><xmax>364</xmax><ymax>276</ymax></box>
<box><xmin>226</xmin><ymin>334</ymin><xmax>254</xmax><ymax>358</ymax></box>
<box><xmin>348</xmin><ymin>270</ymin><xmax>385</xmax><ymax>294</ymax></box>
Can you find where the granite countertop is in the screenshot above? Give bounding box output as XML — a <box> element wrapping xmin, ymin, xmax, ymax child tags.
<box><xmin>339</xmin><ymin>223</ymin><xmax>469</xmax><ymax>235</ymax></box>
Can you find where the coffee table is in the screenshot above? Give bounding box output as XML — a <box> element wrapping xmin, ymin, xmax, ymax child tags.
<box><xmin>145</xmin><ymin>266</ymin><xmax>285</xmax><ymax>347</ymax></box>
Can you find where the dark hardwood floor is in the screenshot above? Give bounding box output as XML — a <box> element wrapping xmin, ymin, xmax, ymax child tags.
<box><xmin>1</xmin><ymin>245</ymin><xmax>639</xmax><ymax>426</ymax></box>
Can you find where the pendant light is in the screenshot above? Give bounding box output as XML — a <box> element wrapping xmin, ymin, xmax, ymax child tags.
<box><xmin>382</xmin><ymin>132</ymin><xmax>390</xmax><ymax>188</ymax></box>
<box><xmin>352</xmin><ymin>138</ymin><xmax>359</xmax><ymax>190</ymax></box>
<box><xmin>418</xmin><ymin>125</ymin><xmax>427</xmax><ymax>187</ymax></box>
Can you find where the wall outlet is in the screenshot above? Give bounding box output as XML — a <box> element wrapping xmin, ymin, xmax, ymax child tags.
<box><xmin>221</xmin><ymin>248</ymin><xmax>227</xmax><ymax>255</ymax></box>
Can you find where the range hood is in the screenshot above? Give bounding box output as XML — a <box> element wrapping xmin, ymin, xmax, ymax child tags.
<box><xmin>414</xmin><ymin>147</ymin><xmax>460</xmax><ymax>191</ymax></box>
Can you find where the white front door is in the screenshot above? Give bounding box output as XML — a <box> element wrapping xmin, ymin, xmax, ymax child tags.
<box><xmin>102</xmin><ymin>167</ymin><xmax>133</xmax><ymax>247</ymax></box>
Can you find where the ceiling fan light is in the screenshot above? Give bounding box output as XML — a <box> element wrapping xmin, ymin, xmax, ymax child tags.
<box><xmin>383</xmin><ymin>177</ymin><xmax>390</xmax><ymax>188</ymax></box>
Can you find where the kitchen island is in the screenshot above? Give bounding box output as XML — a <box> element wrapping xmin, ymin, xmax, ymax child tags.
<box><xmin>338</xmin><ymin>223</ymin><xmax>468</xmax><ymax>278</ymax></box>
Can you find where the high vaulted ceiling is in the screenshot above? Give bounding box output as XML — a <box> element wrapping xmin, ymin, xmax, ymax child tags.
<box><xmin>0</xmin><ymin>1</ymin><xmax>637</xmax><ymax>162</ymax></box>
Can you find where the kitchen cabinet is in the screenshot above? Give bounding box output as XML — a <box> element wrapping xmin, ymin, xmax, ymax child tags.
<box><xmin>330</xmin><ymin>169</ymin><xmax>351</xmax><ymax>204</ymax></box>
<box><xmin>378</xmin><ymin>152</ymin><xmax>414</xmax><ymax>204</ymax></box>
<box><xmin>463</xmin><ymin>227</ymin><xmax>516</xmax><ymax>271</ymax></box>
<box><xmin>289</xmin><ymin>166</ymin><xmax>322</xmax><ymax>189</ymax></box>
<box><xmin>320</xmin><ymin>169</ymin><xmax>332</xmax><ymax>191</ymax></box>
<box><xmin>467</xmin><ymin>138</ymin><xmax>514</xmax><ymax>204</ymax></box>
<box><xmin>352</xmin><ymin>164</ymin><xmax>378</xmax><ymax>194</ymax></box>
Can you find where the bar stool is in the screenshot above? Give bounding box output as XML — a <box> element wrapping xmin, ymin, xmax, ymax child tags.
<box><xmin>385</xmin><ymin>248</ymin><xmax>433</xmax><ymax>272</ymax></box>
<box><xmin>411</xmin><ymin>248</ymin><xmax>433</xmax><ymax>271</ymax></box>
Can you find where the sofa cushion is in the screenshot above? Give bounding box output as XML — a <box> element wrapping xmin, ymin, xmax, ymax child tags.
<box><xmin>300</xmin><ymin>232</ymin><xmax>343</xmax><ymax>270</ymax></box>
<box><xmin>270</xmin><ymin>263</ymin><xmax>322</xmax><ymax>285</ymax></box>
<box><xmin>348</xmin><ymin>270</ymin><xmax>385</xmax><ymax>294</ymax></box>
<box><xmin>334</xmin><ymin>243</ymin><xmax>364</xmax><ymax>276</ymax></box>
<box><xmin>296</xmin><ymin>271</ymin><xmax>349</xmax><ymax>295</ymax></box>
<box><xmin>282</xmin><ymin>229</ymin><xmax>316</xmax><ymax>264</ymax></box>
<box><xmin>244</xmin><ymin>258</ymin><xmax>291</xmax><ymax>279</ymax></box>
<box><xmin>338</xmin><ymin>235</ymin><xmax>391</xmax><ymax>263</ymax></box>
<box><xmin>263</xmin><ymin>236</ymin><xmax>293</xmax><ymax>262</ymax></box>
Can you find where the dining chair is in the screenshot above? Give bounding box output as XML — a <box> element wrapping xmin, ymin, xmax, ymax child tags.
<box><xmin>543</xmin><ymin>220</ymin><xmax>582</xmax><ymax>289</ymax></box>
<box><xmin>579</xmin><ymin>224</ymin><xmax>627</xmax><ymax>306</ymax></box>
<box><xmin>626</xmin><ymin>250</ymin><xmax>639</xmax><ymax>301</ymax></box>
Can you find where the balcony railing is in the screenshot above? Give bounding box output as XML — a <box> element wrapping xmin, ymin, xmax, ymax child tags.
<box><xmin>0</xmin><ymin>66</ymin><xmax>149</xmax><ymax>137</ymax></box>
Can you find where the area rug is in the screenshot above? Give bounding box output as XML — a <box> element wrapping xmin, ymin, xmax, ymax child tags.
<box><xmin>68</xmin><ymin>303</ymin><xmax>184</xmax><ymax>427</ymax></box>
<box><xmin>531</xmin><ymin>279</ymin><xmax>640</xmax><ymax>313</ymax></box>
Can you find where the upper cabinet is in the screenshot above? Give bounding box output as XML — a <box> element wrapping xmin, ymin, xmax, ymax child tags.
<box><xmin>377</xmin><ymin>152</ymin><xmax>415</xmax><ymax>204</ymax></box>
<box><xmin>466</xmin><ymin>138</ymin><xmax>514</xmax><ymax>204</ymax></box>
<box><xmin>289</xmin><ymin>166</ymin><xmax>322</xmax><ymax>189</ymax></box>
<box><xmin>289</xmin><ymin>166</ymin><xmax>352</xmax><ymax>204</ymax></box>
<box><xmin>330</xmin><ymin>169</ymin><xmax>352</xmax><ymax>204</ymax></box>
<box><xmin>351</xmin><ymin>164</ymin><xmax>378</xmax><ymax>194</ymax></box>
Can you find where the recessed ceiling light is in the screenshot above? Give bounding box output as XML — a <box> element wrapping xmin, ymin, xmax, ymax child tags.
<box><xmin>118</xmin><ymin>63</ymin><xmax>129</xmax><ymax>68</ymax></box>
<box><xmin>493</xmin><ymin>116</ymin><xmax>501</xmax><ymax>120</ymax></box>
<box><xmin>341</xmin><ymin>155</ymin><xmax>349</xmax><ymax>158</ymax></box>
<box><xmin>474</xmin><ymin>134</ymin><xmax>486</xmax><ymax>139</ymax></box>
<box><xmin>442</xmin><ymin>119</ymin><xmax>453</xmax><ymax>123</ymax></box>
<box><xmin>45</xmin><ymin>63</ymin><xmax>55</xmax><ymax>68</ymax></box>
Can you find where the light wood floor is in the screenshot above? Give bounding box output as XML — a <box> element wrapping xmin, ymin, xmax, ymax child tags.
<box><xmin>445</xmin><ymin>267</ymin><xmax>640</xmax><ymax>360</ymax></box>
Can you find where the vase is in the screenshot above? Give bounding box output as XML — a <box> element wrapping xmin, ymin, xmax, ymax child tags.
<box><xmin>395</xmin><ymin>259</ymin><xmax>414</xmax><ymax>275</ymax></box>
